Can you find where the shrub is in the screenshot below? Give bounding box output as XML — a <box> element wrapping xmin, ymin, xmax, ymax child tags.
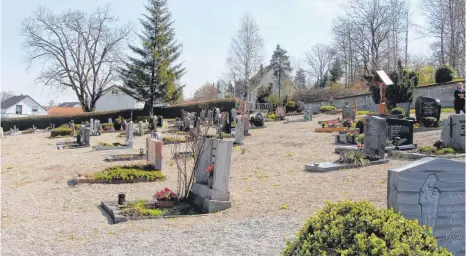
<box><xmin>356</xmin><ymin>133</ymin><xmax>364</xmax><ymax>143</ymax></box>
<box><xmin>419</xmin><ymin>146</ymin><xmax>436</xmax><ymax>154</ymax></box>
<box><xmin>50</xmin><ymin>127</ymin><xmax>72</xmax><ymax>137</ymax></box>
<box><xmin>421</xmin><ymin>117</ymin><xmax>439</xmax><ymax>127</ymax></box>
<box><xmin>356</xmin><ymin>118</ymin><xmax>365</xmax><ymax>133</ymax></box>
<box><xmin>408</xmin><ymin>71</ymin><xmax>420</xmax><ymax>87</ymax></box>
<box><xmin>91</xmin><ymin>165</ymin><xmax>166</xmax><ymax>182</ymax></box>
<box><xmin>282</xmin><ymin>200</ymin><xmax>451</xmax><ymax>256</ymax></box>
<box><xmin>386</xmin><ymin>61</ymin><xmax>415</xmax><ymax>110</ymax></box>
<box><xmin>101</xmin><ymin>123</ymin><xmax>113</xmax><ymax>130</ymax></box>
<box><xmin>436</xmin><ymin>148</ymin><xmax>455</xmax><ymax>155</ymax></box>
<box><xmin>435</xmin><ymin>64</ymin><xmax>456</xmax><ymax>83</ymax></box>
<box><xmin>267</xmin><ymin>113</ymin><xmax>277</xmax><ymax>120</ymax></box>
<box><xmin>390</xmin><ymin>107</ymin><xmax>406</xmax><ymax>117</ymax></box>
<box><xmin>319</xmin><ymin>105</ymin><xmax>336</xmax><ymax>112</ymax></box>
<box><xmin>337</xmin><ymin>150</ymin><xmax>368</xmax><ymax>166</ymax></box>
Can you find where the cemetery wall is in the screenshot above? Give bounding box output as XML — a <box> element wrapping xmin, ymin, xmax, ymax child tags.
<box><xmin>305</xmin><ymin>81</ymin><xmax>460</xmax><ymax>111</ymax></box>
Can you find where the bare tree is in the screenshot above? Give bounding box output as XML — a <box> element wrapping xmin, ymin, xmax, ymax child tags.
<box><xmin>226</xmin><ymin>14</ymin><xmax>264</xmax><ymax>102</ymax></box>
<box><xmin>21</xmin><ymin>5</ymin><xmax>131</xmax><ymax>112</ymax></box>
<box><xmin>194</xmin><ymin>83</ymin><xmax>219</xmax><ymax>101</ymax></box>
<box><xmin>305</xmin><ymin>43</ymin><xmax>335</xmax><ymax>87</ymax></box>
<box><xmin>0</xmin><ymin>90</ymin><xmax>15</xmax><ymax>103</ymax></box>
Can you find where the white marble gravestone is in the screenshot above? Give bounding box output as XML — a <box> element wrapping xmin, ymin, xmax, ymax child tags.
<box><xmin>441</xmin><ymin>114</ymin><xmax>465</xmax><ymax>152</ymax></box>
<box><xmin>388</xmin><ymin>158</ymin><xmax>465</xmax><ymax>256</ymax></box>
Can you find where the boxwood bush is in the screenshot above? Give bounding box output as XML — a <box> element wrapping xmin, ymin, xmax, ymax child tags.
<box><xmin>356</xmin><ymin>118</ymin><xmax>365</xmax><ymax>133</ymax></box>
<box><xmin>389</xmin><ymin>107</ymin><xmax>406</xmax><ymax>117</ymax></box>
<box><xmin>421</xmin><ymin>117</ymin><xmax>439</xmax><ymax>127</ymax></box>
<box><xmin>282</xmin><ymin>200</ymin><xmax>451</xmax><ymax>256</ymax></box>
<box><xmin>435</xmin><ymin>64</ymin><xmax>456</xmax><ymax>83</ymax></box>
<box><xmin>319</xmin><ymin>105</ymin><xmax>336</xmax><ymax>113</ymax></box>
<box><xmin>50</xmin><ymin>127</ymin><xmax>72</xmax><ymax>137</ymax></box>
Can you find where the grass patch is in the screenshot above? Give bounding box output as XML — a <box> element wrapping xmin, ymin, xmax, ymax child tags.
<box><xmin>247</xmin><ymin>188</ymin><xmax>253</xmax><ymax>192</ymax></box>
<box><xmin>258</xmin><ymin>173</ymin><xmax>269</xmax><ymax>179</ymax></box>
<box><xmin>89</xmin><ymin>165</ymin><xmax>166</xmax><ymax>182</ymax></box>
<box><xmin>169</xmin><ymin>161</ymin><xmax>175</xmax><ymax>167</ymax></box>
<box><xmin>241</xmin><ymin>177</ymin><xmax>248</xmax><ymax>181</ymax></box>
<box><xmin>6</xmin><ymin>166</ymin><xmax>13</xmax><ymax>170</ymax></box>
<box><xmin>274</xmin><ymin>184</ymin><xmax>279</xmax><ymax>187</ymax></box>
<box><xmin>241</xmin><ymin>148</ymin><xmax>247</xmax><ymax>154</ymax></box>
<box><xmin>280</xmin><ymin>204</ymin><xmax>288</xmax><ymax>210</ymax></box>
<box><xmin>288</xmin><ymin>170</ymin><xmax>295</xmax><ymax>173</ymax></box>
<box><xmin>285</xmin><ymin>153</ymin><xmax>293</xmax><ymax>157</ymax></box>
<box><xmin>120</xmin><ymin>200</ymin><xmax>166</xmax><ymax>217</ymax></box>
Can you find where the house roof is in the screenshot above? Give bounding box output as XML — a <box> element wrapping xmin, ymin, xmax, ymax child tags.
<box><xmin>58</xmin><ymin>102</ymin><xmax>81</xmax><ymax>107</ymax></box>
<box><xmin>249</xmin><ymin>65</ymin><xmax>296</xmax><ymax>91</ymax></box>
<box><xmin>1</xmin><ymin>95</ymin><xmax>46</xmax><ymax>111</ymax></box>
<box><xmin>47</xmin><ymin>107</ymin><xmax>84</xmax><ymax>115</ymax></box>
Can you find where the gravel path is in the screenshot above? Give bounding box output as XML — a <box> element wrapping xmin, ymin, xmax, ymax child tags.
<box><xmin>1</xmin><ymin>112</ymin><xmax>462</xmax><ymax>255</ymax></box>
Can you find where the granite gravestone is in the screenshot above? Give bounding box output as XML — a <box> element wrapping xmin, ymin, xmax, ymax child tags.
<box><xmin>441</xmin><ymin>114</ymin><xmax>465</xmax><ymax>152</ymax></box>
<box><xmin>125</xmin><ymin>121</ymin><xmax>134</xmax><ymax>146</ymax></box>
<box><xmin>342</xmin><ymin>105</ymin><xmax>356</xmax><ymax>121</ymax></box>
<box><xmin>255</xmin><ymin>112</ymin><xmax>264</xmax><ymax>127</ymax></box>
<box><xmin>387</xmin><ymin>158</ymin><xmax>465</xmax><ymax>256</ymax></box>
<box><xmin>415</xmin><ymin>96</ymin><xmax>441</xmax><ymax>122</ymax></box>
<box><xmin>200</xmin><ymin>110</ymin><xmax>206</xmax><ymax>122</ymax></box>
<box><xmin>386</xmin><ymin>118</ymin><xmax>414</xmax><ymax>145</ymax></box>
<box><xmin>363</xmin><ymin>116</ymin><xmax>387</xmax><ymax>159</ymax></box>
<box><xmin>234</xmin><ymin>119</ymin><xmax>245</xmax><ymax>145</ymax></box>
<box><xmin>207</xmin><ymin>110</ymin><xmax>213</xmax><ymax>125</ymax></box>
<box><xmin>396</xmin><ymin>102</ymin><xmax>411</xmax><ymax>118</ymax></box>
<box><xmin>231</xmin><ymin>108</ymin><xmax>237</xmax><ymax>125</ymax></box>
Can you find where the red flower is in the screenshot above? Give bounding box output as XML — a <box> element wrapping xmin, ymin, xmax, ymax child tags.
<box><xmin>206</xmin><ymin>164</ymin><xmax>214</xmax><ymax>173</ymax></box>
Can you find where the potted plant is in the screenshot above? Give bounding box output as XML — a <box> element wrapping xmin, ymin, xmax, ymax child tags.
<box><xmin>154</xmin><ymin>188</ymin><xmax>178</xmax><ymax>208</ymax></box>
<box><xmin>114</xmin><ymin>116</ymin><xmax>122</xmax><ymax>130</ymax></box>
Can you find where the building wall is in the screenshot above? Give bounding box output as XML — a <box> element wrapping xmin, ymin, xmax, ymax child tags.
<box><xmin>95</xmin><ymin>88</ymin><xmax>144</xmax><ymax>111</ymax></box>
<box><xmin>250</xmin><ymin>69</ymin><xmax>295</xmax><ymax>104</ymax></box>
<box><xmin>1</xmin><ymin>97</ymin><xmax>47</xmax><ymax>118</ymax></box>
<box><xmin>303</xmin><ymin>82</ymin><xmax>460</xmax><ymax>112</ymax></box>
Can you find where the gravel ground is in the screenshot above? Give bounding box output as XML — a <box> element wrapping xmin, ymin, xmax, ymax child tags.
<box><xmin>1</xmin><ymin>112</ymin><xmax>462</xmax><ymax>255</ymax></box>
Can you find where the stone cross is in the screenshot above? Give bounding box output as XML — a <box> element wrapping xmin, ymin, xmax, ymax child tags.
<box><xmin>441</xmin><ymin>114</ymin><xmax>465</xmax><ymax>152</ymax></box>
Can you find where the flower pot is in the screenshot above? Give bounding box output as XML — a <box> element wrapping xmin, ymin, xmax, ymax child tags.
<box><xmin>157</xmin><ymin>200</ymin><xmax>176</xmax><ymax>208</ymax></box>
<box><xmin>114</xmin><ymin>123</ymin><xmax>122</xmax><ymax>131</ymax></box>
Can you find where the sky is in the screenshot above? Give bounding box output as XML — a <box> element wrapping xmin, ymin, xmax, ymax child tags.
<box><xmin>1</xmin><ymin>0</ymin><xmax>430</xmax><ymax>106</ymax></box>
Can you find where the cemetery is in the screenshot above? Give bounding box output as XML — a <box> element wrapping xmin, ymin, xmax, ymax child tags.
<box><xmin>1</xmin><ymin>103</ymin><xmax>465</xmax><ymax>255</ymax></box>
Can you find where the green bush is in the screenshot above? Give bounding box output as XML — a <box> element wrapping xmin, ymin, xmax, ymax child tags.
<box><xmin>268</xmin><ymin>113</ymin><xmax>277</xmax><ymax>120</ymax></box>
<box><xmin>435</xmin><ymin>65</ymin><xmax>456</xmax><ymax>83</ymax></box>
<box><xmin>91</xmin><ymin>165</ymin><xmax>166</xmax><ymax>182</ymax></box>
<box><xmin>356</xmin><ymin>118</ymin><xmax>365</xmax><ymax>133</ymax></box>
<box><xmin>437</xmin><ymin>148</ymin><xmax>455</xmax><ymax>155</ymax></box>
<box><xmin>337</xmin><ymin>150</ymin><xmax>368</xmax><ymax>166</ymax></box>
<box><xmin>421</xmin><ymin>117</ymin><xmax>439</xmax><ymax>127</ymax></box>
<box><xmin>50</xmin><ymin>127</ymin><xmax>72</xmax><ymax>137</ymax></box>
<box><xmin>390</xmin><ymin>107</ymin><xmax>406</xmax><ymax>117</ymax></box>
<box><xmin>419</xmin><ymin>146</ymin><xmax>436</xmax><ymax>154</ymax></box>
<box><xmin>409</xmin><ymin>71</ymin><xmax>420</xmax><ymax>87</ymax></box>
<box><xmin>282</xmin><ymin>200</ymin><xmax>451</xmax><ymax>256</ymax></box>
<box><xmin>319</xmin><ymin>105</ymin><xmax>336</xmax><ymax>112</ymax></box>
<box><xmin>101</xmin><ymin>123</ymin><xmax>113</xmax><ymax>130</ymax></box>
<box><xmin>356</xmin><ymin>133</ymin><xmax>364</xmax><ymax>143</ymax></box>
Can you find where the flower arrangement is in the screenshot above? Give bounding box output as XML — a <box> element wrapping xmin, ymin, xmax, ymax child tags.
<box><xmin>154</xmin><ymin>188</ymin><xmax>178</xmax><ymax>201</ymax></box>
<box><xmin>206</xmin><ymin>164</ymin><xmax>214</xmax><ymax>174</ymax></box>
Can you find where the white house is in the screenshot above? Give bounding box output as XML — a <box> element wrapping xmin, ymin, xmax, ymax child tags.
<box><xmin>1</xmin><ymin>95</ymin><xmax>47</xmax><ymax>118</ymax></box>
<box><xmin>95</xmin><ymin>85</ymin><xmax>145</xmax><ymax>111</ymax></box>
<box><xmin>247</xmin><ymin>65</ymin><xmax>297</xmax><ymax>109</ymax></box>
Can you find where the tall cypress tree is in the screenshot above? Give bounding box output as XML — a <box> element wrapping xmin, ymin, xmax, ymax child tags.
<box><xmin>119</xmin><ymin>0</ymin><xmax>185</xmax><ymax>116</ymax></box>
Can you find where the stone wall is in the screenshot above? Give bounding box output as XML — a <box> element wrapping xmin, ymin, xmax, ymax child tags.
<box><xmin>304</xmin><ymin>81</ymin><xmax>461</xmax><ymax>111</ymax></box>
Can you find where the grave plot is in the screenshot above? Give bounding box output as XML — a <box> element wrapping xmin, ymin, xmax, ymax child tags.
<box><xmin>389</xmin><ymin>114</ymin><xmax>465</xmax><ymax>160</ymax></box>
<box><xmin>315</xmin><ymin>118</ymin><xmax>350</xmax><ymax>133</ymax></box>
<box><xmin>249</xmin><ymin>113</ymin><xmax>265</xmax><ymax>129</ymax></box>
<box><xmin>93</xmin><ymin>121</ymin><xmax>134</xmax><ymax>150</ymax></box>
<box><xmin>104</xmin><ymin>149</ymin><xmax>146</xmax><ymax>162</ymax></box>
<box><xmin>334</xmin><ymin>128</ymin><xmax>362</xmax><ymax>145</ymax></box>
<box><xmin>307</xmin><ymin>116</ymin><xmax>390</xmax><ymax>172</ymax></box>
<box><xmin>388</xmin><ymin>158</ymin><xmax>465</xmax><ymax>256</ymax></box>
<box><xmin>162</xmin><ymin>135</ymin><xmax>188</xmax><ymax>145</ymax></box>
<box><xmin>56</xmin><ymin>126</ymin><xmax>91</xmax><ymax>149</ymax></box>
<box><xmin>74</xmin><ymin>164</ymin><xmax>165</xmax><ymax>184</ymax></box>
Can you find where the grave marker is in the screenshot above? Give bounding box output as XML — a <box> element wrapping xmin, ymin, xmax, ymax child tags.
<box><xmin>146</xmin><ymin>138</ymin><xmax>162</xmax><ymax>170</ymax></box>
<box><xmin>342</xmin><ymin>105</ymin><xmax>356</xmax><ymax>121</ymax></box>
<box><xmin>235</xmin><ymin>119</ymin><xmax>245</xmax><ymax>145</ymax></box>
<box><xmin>387</xmin><ymin>158</ymin><xmax>465</xmax><ymax>256</ymax></box>
<box><xmin>125</xmin><ymin>121</ymin><xmax>134</xmax><ymax>146</ymax></box>
<box><xmin>363</xmin><ymin>116</ymin><xmax>387</xmax><ymax>159</ymax></box>
<box><xmin>386</xmin><ymin>118</ymin><xmax>414</xmax><ymax>145</ymax></box>
<box><xmin>441</xmin><ymin>114</ymin><xmax>465</xmax><ymax>152</ymax></box>
<box><xmin>415</xmin><ymin>96</ymin><xmax>442</xmax><ymax>123</ymax></box>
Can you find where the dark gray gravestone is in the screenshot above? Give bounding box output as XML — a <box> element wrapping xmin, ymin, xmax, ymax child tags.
<box><xmin>363</xmin><ymin>116</ymin><xmax>387</xmax><ymax>159</ymax></box>
<box><xmin>386</xmin><ymin>118</ymin><xmax>414</xmax><ymax>145</ymax></box>
<box><xmin>415</xmin><ymin>96</ymin><xmax>441</xmax><ymax>122</ymax></box>
<box><xmin>388</xmin><ymin>158</ymin><xmax>465</xmax><ymax>256</ymax></box>
<box><xmin>255</xmin><ymin>112</ymin><xmax>264</xmax><ymax>127</ymax></box>
<box><xmin>342</xmin><ymin>106</ymin><xmax>356</xmax><ymax>121</ymax></box>
<box><xmin>441</xmin><ymin>115</ymin><xmax>465</xmax><ymax>152</ymax></box>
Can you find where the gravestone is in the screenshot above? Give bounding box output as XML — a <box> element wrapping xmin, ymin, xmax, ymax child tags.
<box><xmin>1</xmin><ymin>127</ymin><xmax>3</xmax><ymax>138</ymax></box>
<box><xmin>276</xmin><ymin>107</ymin><xmax>286</xmax><ymax>120</ymax></box>
<box><xmin>254</xmin><ymin>112</ymin><xmax>264</xmax><ymax>127</ymax></box>
<box><xmin>94</xmin><ymin>120</ymin><xmax>101</xmax><ymax>135</ymax></box>
<box><xmin>441</xmin><ymin>114</ymin><xmax>465</xmax><ymax>152</ymax></box>
<box><xmin>90</xmin><ymin>119</ymin><xmax>94</xmax><ymax>134</ymax></box>
<box><xmin>146</xmin><ymin>138</ymin><xmax>162</xmax><ymax>170</ymax></box>
<box><xmin>138</xmin><ymin>121</ymin><xmax>144</xmax><ymax>135</ymax></box>
<box><xmin>363</xmin><ymin>116</ymin><xmax>387</xmax><ymax>159</ymax></box>
<box><xmin>125</xmin><ymin>121</ymin><xmax>134</xmax><ymax>146</ymax></box>
<box><xmin>71</xmin><ymin>121</ymin><xmax>75</xmax><ymax>136</ymax></box>
<box><xmin>108</xmin><ymin>118</ymin><xmax>112</xmax><ymax>125</ymax></box>
<box><xmin>235</xmin><ymin>119</ymin><xmax>245</xmax><ymax>145</ymax></box>
<box><xmin>222</xmin><ymin>112</ymin><xmax>231</xmax><ymax>134</ymax></box>
<box><xmin>342</xmin><ymin>105</ymin><xmax>356</xmax><ymax>121</ymax></box>
<box><xmin>207</xmin><ymin>110</ymin><xmax>213</xmax><ymax>125</ymax></box>
<box><xmin>388</xmin><ymin>158</ymin><xmax>465</xmax><ymax>256</ymax></box>
<box><xmin>396</xmin><ymin>102</ymin><xmax>411</xmax><ymax>118</ymax></box>
<box><xmin>231</xmin><ymin>108</ymin><xmax>237</xmax><ymax>125</ymax></box>
<box><xmin>386</xmin><ymin>118</ymin><xmax>414</xmax><ymax>145</ymax></box>
<box><xmin>190</xmin><ymin>137</ymin><xmax>232</xmax><ymax>213</ymax></box>
<box><xmin>157</xmin><ymin>116</ymin><xmax>163</xmax><ymax>128</ymax></box>
<box><xmin>415</xmin><ymin>96</ymin><xmax>441</xmax><ymax>122</ymax></box>
<box><xmin>82</xmin><ymin>127</ymin><xmax>90</xmax><ymax>146</ymax></box>
<box><xmin>200</xmin><ymin>109</ymin><xmax>206</xmax><ymax>122</ymax></box>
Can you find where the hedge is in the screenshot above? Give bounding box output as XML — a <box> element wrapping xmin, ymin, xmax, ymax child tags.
<box><xmin>0</xmin><ymin>98</ymin><xmax>241</xmax><ymax>131</ymax></box>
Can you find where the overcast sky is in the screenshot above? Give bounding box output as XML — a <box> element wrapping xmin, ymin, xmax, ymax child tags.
<box><xmin>1</xmin><ymin>0</ymin><xmax>431</xmax><ymax>106</ymax></box>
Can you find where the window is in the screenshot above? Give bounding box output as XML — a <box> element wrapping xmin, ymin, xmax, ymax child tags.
<box><xmin>32</xmin><ymin>106</ymin><xmax>38</xmax><ymax>112</ymax></box>
<box><xmin>111</xmin><ymin>89</ymin><xmax>119</xmax><ymax>95</ymax></box>
<box><xmin>15</xmin><ymin>105</ymin><xmax>22</xmax><ymax>114</ymax></box>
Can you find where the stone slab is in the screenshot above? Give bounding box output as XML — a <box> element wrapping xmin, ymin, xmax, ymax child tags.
<box><xmin>387</xmin><ymin>150</ymin><xmax>466</xmax><ymax>160</ymax></box>
<box><xmin>93</xmin><ymin>145</ymin><xmax>133</xmax><ymax>151</ymax></box>
<box><xmin>305</xmin><ymin>159</ymin><xmax>389</xmax><ymax>172</ymax></box>
<box><xmin>188</xmin><ymin>191</ymin><xmax>231</xmax><ymax>213</ymax></box>
<box><xmin>335</xmin><ymin>144</ymin><xmax>417</xmax><ymax>154</ymax></box>
<box><xmin>315</xmin><ymin>127</ymin><xmax>347</xmax><ymax>133</ymax></box>
<box><xmin>191</xmin><ymin>183</ymin><xmax>230</xmax><ymax>201</ymax></box>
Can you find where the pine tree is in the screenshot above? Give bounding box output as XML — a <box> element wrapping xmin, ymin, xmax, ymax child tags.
<box><xmin>119</xmin><ymin>0</ymin><xmax>185</xmax><ymax>116</ymax></box>
<box><xmin>270</xmin><ymin>44</ymin><xmax>292</xmax><ymax>100</ymax></box>
<box><xmin>329</xmin><ymin>58</ymin><xmax>343</xmax><ymax>82</ymax></box>
<box><xmin>294</xmin><ymin>68</ymin><xmax>307</xmax><ymax>89</ymax></box>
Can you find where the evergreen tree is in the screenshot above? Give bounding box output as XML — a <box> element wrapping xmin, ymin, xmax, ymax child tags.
<box><xmin>329</xmin><ymin>58</ymin><xmax>343</xmax><ymax>82</ymax></box>
<box><xmin>119</xmin><ymin>0</ymin><xmax>185</xmax><ymax>116</ymax></box>
<box><xmin>270</xmin><ymin>44</ymin><xmax>292</xmax><ymax>99</ymax></box>
<box><xmin>294</xmin><ymin>68</ymin><xmax>307</xmax><ymax>89</ymax></box>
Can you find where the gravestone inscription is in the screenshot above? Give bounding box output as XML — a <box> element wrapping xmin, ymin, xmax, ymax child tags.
<box><xmin>441</xmin><ymin>114</ymin><xmax>465</xmax><ymax>152</ymax></box>
<box><xmin>388</xmin><ymin>158</ymin><xmax>465</xmax><ymax>256</ymax></box>
<box><xmin>342</xmin><ymin>105</ymin><xmax>356</xmax><ymax>121</ymax></box>
<box><xmin>415</xmin><ymin>96</ymin><xmax>442</xmax><ymax>122</ymax></box>
<box><xmin>386</xmin><ymin>118</ymin><xmax>414</xmax><ymax>145</ymax></box>
<box><xmin>363</xmin><ymin>116</ymin><xmax>387</xmax><ymax>159</ymax></box>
